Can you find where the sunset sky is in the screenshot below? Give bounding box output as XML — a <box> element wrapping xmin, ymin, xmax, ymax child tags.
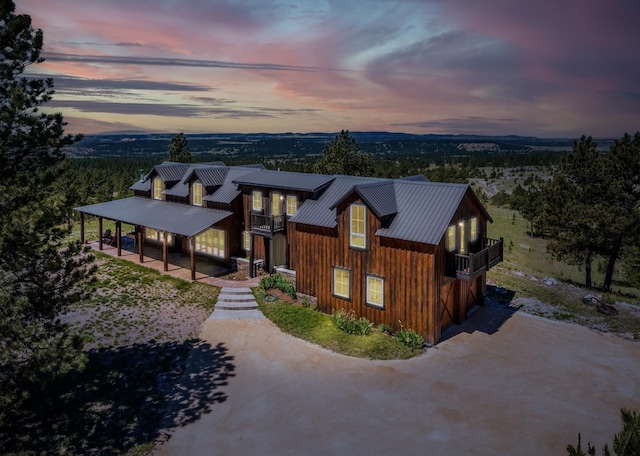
<box><xmin>17</xmin><ymin>0</ymin><xmax>640</xmax><ymax>138</ymax></box>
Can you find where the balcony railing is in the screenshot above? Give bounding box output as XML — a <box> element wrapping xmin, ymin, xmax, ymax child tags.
<box><xmin>250</xmin><ymin>212</ymin><xmax>286</xmax><ymax>236</ymax></box>
<box><xmin>450</xmin><ymin>237</ymin><xmax>504</xmax><ymax>281</ymax></box>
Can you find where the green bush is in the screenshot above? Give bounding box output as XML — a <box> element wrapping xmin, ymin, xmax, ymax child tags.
<box><xmin>259</xmin><ymin>273</ymin><xmax>296</xmax><ymax>299</ymax></box>
<box><xmin>395</xmin><ymin>328</ymin><xmax>425</xmax><ymax>349</ymax></box>
<box><xmin>331</xmin><ymin>309</ymin><xmax>372</xmax><ymax>335</ymax></box>
<box><xmin>377</xmin><ymin>323</ymin><xmax>394</xmax><ymax>335</ymax></box>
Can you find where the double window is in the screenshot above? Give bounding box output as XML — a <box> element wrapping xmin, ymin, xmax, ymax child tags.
<box><xmin>350</xmin><ymin>204</ymin><xmax>366</xmax><ymax>249</ymax></box>
<box><xmin>195</xmin><ymin>228</ymin><xmax>225</xmax><ymax>258</ymax></box>
<box><xmin>193</xmin><ymin>182</ymin><xmax>203</xmax><ymax>206</ymax></box>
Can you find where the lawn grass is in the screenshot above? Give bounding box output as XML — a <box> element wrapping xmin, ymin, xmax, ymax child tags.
<box><xmin>254</xmin><ymin>288</ymin><xmax>423</xmax><ymax>360</ymax></box>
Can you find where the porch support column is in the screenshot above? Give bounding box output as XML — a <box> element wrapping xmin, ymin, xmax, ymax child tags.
<box><xmin>190</xmin><ymin>237</ymin><xmax>196</xmax><ymax>281</ymax></box>
<box><xmin>163</xmin><ymin>231</ymin><xmax>168</xmax><ymax>272</ymax></box>
<box><xmin>249</xmin><ymin>233</ymin><xmax>255</xmax><ymax>278</ymax></box>
<box><xmin>138</xmin><ymin>227</ymin><xmax>144</xmax><ymax>263</ymax></box>
<box><xmin>98</xmin><ymin>217</ymin><xmax>103</xmax><ymax>250</ymax></box>
<box><xmin>116</xmin><ymin>221</ymin><xmax>122</xmax><ymax>256</ymax></box>
<box><xmin>80</xmin><ymin>213</ymin><xmax>85</xmax><ymax>244</ymax></box>
<box><xmin>268</xmin><ymin>238</ymin><xmax>274</xmax><ymax>274</ymax></box>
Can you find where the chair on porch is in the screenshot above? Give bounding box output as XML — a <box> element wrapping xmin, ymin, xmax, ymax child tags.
<box><xmin>102</xmin><ymin>228</ymin><xmax>115</xmax><ymax>246</ymax></box>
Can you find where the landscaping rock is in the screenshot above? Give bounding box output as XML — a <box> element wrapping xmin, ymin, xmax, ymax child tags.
<box><xmin>582</xmin><ymin>294</ymin><xmax>600</xmax><ymax>306</ymax></box>
<box><xmin>542</xmin><ymin>277</ymin><xmax>557</xmax><ymax>286</ymax></box>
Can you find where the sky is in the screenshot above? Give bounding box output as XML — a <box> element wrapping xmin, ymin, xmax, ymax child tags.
<box><xmin>17</xmin><ymin>0</ymin><xmax>640</xmax><ymax>138</ymax></box>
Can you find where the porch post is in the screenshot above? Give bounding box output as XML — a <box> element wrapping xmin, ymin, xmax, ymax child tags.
<box><xmin>138</xmin><ymin>227</ymin><xmax>144</xmax><ymax>263</ymax></box>
<box><xmin>268</xmin><ymin>238</ymin><xmax>274</xmax><ymax>274</ymax></box>
<box><xmin>249</xmin><ymin>233</ymin><xmax>255</xmax><ymax>278</ymax></box>
<box><xmin>163</xmin><ymin>231</ymin><xmax>168</xmax><ymax>272</ymax></box>
<box><xmin>116</xmin><ymin>221</ymin><xmax>122</xmax><ymax>256</ymax></box>
<box><xmin>98</xmin><ymin>217</ymin><xmax>103</xmax><ymax>250</ymax></box>
<box><xmin>190</xmin><ymin>237</ymin><xmax>196</xmax><ymax>281</ymax></box>
<box><xmin>80</xmin><ymin>213</ymin><xmax>85</xmax><ymax>244</ymax></box>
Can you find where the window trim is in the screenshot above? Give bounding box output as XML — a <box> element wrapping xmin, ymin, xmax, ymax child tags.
<box><xmin>366</xmin><ymin>274</ymin><xmax>385</xmax><ymax>309</ymax></box>
<box><xmin>286</xmin><ymin>194</ymin><xmax>298</xmax><ymax>216</ymax></box>
<box><xmin>192</xmin><ymin>182</ymin><xmax>203</xmax><ymax>206</ymax></box>
<box><xmin>332</xmin><ymin>266</ymin><xmax>351</xmax><ymax>300</ymax></box>
<box><xmin>252</xmin><ymin>190</ymin><xmax>263</xmax><ymax>211</ymax></box>
<box><xmin>349</xmin><ymin>203</ymin><xmax>366</xmax><ymax>249</ymax></box>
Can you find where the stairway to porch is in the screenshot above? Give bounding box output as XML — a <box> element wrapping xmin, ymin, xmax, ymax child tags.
<box><xmin>209</xmin><ymin>287</ymin><xmax>265</xmax><ymax>320</ymax></box>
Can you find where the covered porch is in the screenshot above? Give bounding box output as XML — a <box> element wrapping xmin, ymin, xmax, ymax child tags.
<box><xmin>75</xmin><ymin>197</ymin><xmax>233</xmax><ymax>281</ymax></box>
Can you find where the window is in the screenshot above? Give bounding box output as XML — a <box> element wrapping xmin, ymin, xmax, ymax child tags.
<box><xmin>333</xmin><ymin>267</ymin><xmax>351</xmax><ymax>299</ymax></box>
<box><xmin>145</xmin><ymin>228</ymin><xmax>172</xmax><ymax>244</ymax></box>
<box><xmin>252</xmin><ymin>191</ymin><xmax>262</xmax><ymax>211</ymax></box>
<box><xmin>286</xmin><ymin>195</ymin><xmax>298</xmax><ymax>216</ymax></box>
<box><xmin>271</xmin><ymin>192</ymin><xmax>281</xmax><ymax>216</ymax></box>
<box><xmin>195</xmin><ymin>228</ymin><xmax>225</xmax><ymax>258</ymax></box>
<box><xmin>459</xmin><ymin>221</ymin><xmax>467</xmax><ymax>254</ymax></box>
<box><xmin>242</xmin><ymin>230</ymin><xmax>250</xmax><ymax>251</ymax></box>
<box><xmin>350</xmin><ymin>204</ymin><xmax>366</xmax><ymax>249</ymax></box>
<box><xmin>470</xmin><ymin>217</ymin><xmax>478</xmax><ymax>242</ymax></box>
<box><xmin>366</xmin><ymin>275</ymin><xmax>385</xmax><ymax>308</ymax></box>
<box><xmin>446</xmin><ymin>225</ymin><xmax>456</xmax><ymax>252</ymax></box>
<box><xmin>153</xmin><ymin>177</ymin><xmax>163</xmax><ymax>200</ymax></box>
<box><xmin>193</xmin><ymin>182</ymin><xmax>203</xmax><ymax>206</ymax></box>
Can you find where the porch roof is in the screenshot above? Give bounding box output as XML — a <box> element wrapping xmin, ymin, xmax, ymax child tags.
<box><xmin>75</xmin><ymin>197</ymin><xmax>232</xmax><ymax>237</ymax></box>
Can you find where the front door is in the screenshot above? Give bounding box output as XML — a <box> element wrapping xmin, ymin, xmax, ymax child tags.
<box><xmin>271</xmin><ymin>192</ymin><xmax>281</xmax><ymax>216</ymax></box>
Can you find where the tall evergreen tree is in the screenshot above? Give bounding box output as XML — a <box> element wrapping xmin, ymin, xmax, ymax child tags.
<box><xmin>313</xmin><ymin>130</ymin><xmax>372</xmax><ymax>176</ymax></box>
<box><xmin>540</xmin><ymin>136</ymin><xmax>608</xmax><ymax>288</ymax></box>
<box><xmin>168</xmin><ymin>132</ymin><xmax>193</xmax><ymax>163</ymax></box>
<box><xmin>0</xmin><ymin>0</ymin><xmax>96</xmax><ymax>424</ymax></box>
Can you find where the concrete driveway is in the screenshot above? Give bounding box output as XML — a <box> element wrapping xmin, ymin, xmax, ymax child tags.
<box><xmin>154</xmin><ymin>307</ymin><xmax>640</xmax><ymax>455</ymax></box>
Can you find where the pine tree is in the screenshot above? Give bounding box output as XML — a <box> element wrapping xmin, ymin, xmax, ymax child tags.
<box><xmin>0</xmin><ymin>0</ymin><xmax>96</xmax><ymax>424</ymax></box>
<box><xmin>168</xmin><ymin>132</ymin><xmax>193</xmax><ymax>163</ymax></box>
<box><xmin>313</xmin><ymin>130</ymin><xmax>372</xmax><ymax>176</ymax></box>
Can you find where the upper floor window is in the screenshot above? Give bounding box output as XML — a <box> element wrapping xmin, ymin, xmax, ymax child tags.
<box><xmin>286</xmin><ymin>195</ymin><xmax>298</xmax><ymax>216</ymax></box>
<box><xmin>252</xmin><ymin>190</ymin><xmax>262</xmax><ymax>211</ymax></box>
<box><xmin>349</xmin><ymin>204</ymin><xmax>366</xmax><ymax>249</ymax></box>
<box><xmin>458</xmin><ymin>221</ymin><xmax>467</xmax><ymax>254</ymax></box>
<box><xmin>153</xmin><ymin>177</ymin><xmax>163</xmax><ymax>200</ymax></box>
<box><xmin>470</xmin><ymin>217</ymin><xmax>478</xmax><ymax>242</ymax></box>
<box><xmin>446</xmin><ymin>225</ymin><xmax>456</xmax><ymax>252</ymax></box>
<box><xmin>193</xmin><ymin>182</ymin><xmax>203</xmax><ymax>206</ymax></box>
<box><xmin>366</xmin><ymin>275</ymin><xmax>385</xmax><ymax>308</ymax></box>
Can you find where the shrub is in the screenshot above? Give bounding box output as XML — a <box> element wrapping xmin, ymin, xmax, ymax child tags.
<box><xmin>259</xmin><ymin>273</ymin><xmax>296</xmax><ymax>299</ymax></box>
<box><xmin>395</xmin><ymin>328</ymin><xmax>424</xmax><ymax>349</ymax></box>
<box><xmin>377</xmin><ymin>323</ymin><xmax>394</xmax><ymax>335</ymax></box>
<box><xmin>331</xmin><ymin>309</ymin><xmax>372</xmax><ymax>335</ymax></box>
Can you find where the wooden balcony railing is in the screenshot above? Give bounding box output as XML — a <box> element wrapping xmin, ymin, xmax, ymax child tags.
<box><xmin>450</xmin><ymin>237</ymin><xmax>504</xmax><ymax>281</ymax></box>
<box><xmin>250</xmin><ymin>212</ymin><xmax>286</xmax><ymax>236</ymax></box>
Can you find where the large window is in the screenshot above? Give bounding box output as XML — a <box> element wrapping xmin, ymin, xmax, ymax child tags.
<box><xmin>470</xmin><ymin>217</ymin><xmax>478</xmax><ymax>242</ymax></box>
<box><xmin>145</xmin><ymin>228</ymin><xmax>172</xmax><ymax>244</ymax></box>
<box><xmin>459</xmin><ymin>221</ymin><xmax>467</xmax><ymax>254</ymax></box>
<box><xmin>271</xmin><ymin>191</ymin><xmax>281</xmax><ymax>216</ymax></box>
<box><xmin>252</xmin><ymin>190</ymin><xmax>262</xmax><ymax>211</ymax></box>
<box><xmin>195</xmin><ymin>228</ymin><xmax>225</xmax><ymax>258</ymax></box>
<box><xmin>350</xmin><ymin>204</ymin><xmax>366</xmax><ymax>249</ymax></box>
<box><xmin>153</xmin><ymin>177</ymin><xmax>163</xmax><ymax>200</ymax></box>
<box><xmin>333</xmin><ymin>267</ymin><xmax>351</xmax><ymax>299</ymax></box>
<box><xmin>446</xmin><ymin>225</ymin><xmax>456</xmax><ymax>252</ymax></box>
<box><xmin>366</xmin><ymin>275</ymin><xmax>385</xmax><ymax>308</ymax></box>
<box><xmin>286</xmin><ymin>195</ymin><xmax>298</xmax><ymax>216</ymax></box>
<box><xmin>193</xmin><ymin>182</ymin><xmax>203</xmax><ymax>206</ymax></box>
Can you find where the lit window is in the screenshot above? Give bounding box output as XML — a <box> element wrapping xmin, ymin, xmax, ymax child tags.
<box><xmin>446</xmin><ymin>225</ymin><xmax>456</xmax><ymax>252</ymax></box>
<box><xmin>470</xmin><ymin>217</ymin><xmax>478</xmax><ymax>242</ymax></box>
<box><xmin>153</xmin><ymin>177</ymin><xmax>163</xmax><ymax>200</ymax></box>
<box><xmin>243</xmin><ymin>231</ymin><xmax>250</xmax><ymax>251</ymax></box>
<box><xmin>193</xmin><ymin>182</ymin><xmax>203</xmax><ymax>206</ymax></box>
<box><xmin>459</xmin><ymin>221</ymin><xmax>467</xmax><ymax>254</ymax></box>
<box><xmin>194</xmin><ymin>228</ymin><xmax>225</xmax><ymax>258</ymax></box>
<box><xmin>145</xmin><ymin>228</ymin><xmax>172</xmax><ymax>244</ymax></box>
<box><xmin>333</xmin><ymin>267</ymin><xmax>350</xmax><ymax>299</ymax></box>
<box><xmin>366</xmin><ymin>275</ymin><xmax>385</xmax><ymax>308</ymax></box>
<box><xmin>271</xmin><ymin>192</ymin><xmax>281</xmax><ymax>216</ymax></box>
<box><xmin>350</xmin><ymin>204</ymin><xmax>366</xmax><ymax>249</ymax></box>
<box><xmin>252</xmin><ymin>191</ymin><xmax>262</xmax><ymax>211</ymax></box>
<box><xmin>286</xmin><ymin>195</ymin><xmax>298</xmax><ymax>216</ymax></box>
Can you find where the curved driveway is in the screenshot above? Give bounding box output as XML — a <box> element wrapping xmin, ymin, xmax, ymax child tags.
<box><xmin>155</xmin><ymin>307</ymin><xmax>640</xmax><ymax>455</ymax></box>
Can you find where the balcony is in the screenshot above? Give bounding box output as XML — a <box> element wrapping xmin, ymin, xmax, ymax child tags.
<box><xmin>449</xmin><ymin>237</ymin><xmax>503</xmax><ymax>281</ymax></box>
<box><xmin>250</xmin><ymin>212</ymin><xmax>286</xmax><ymax>237</ymax></box>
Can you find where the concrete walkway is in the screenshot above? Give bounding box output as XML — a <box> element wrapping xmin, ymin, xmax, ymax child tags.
<box><xmin>208</xmin><ymin>288</ymin><xmax>265</xmax><ymax>320</ymax></box>
<box><xmin>155</xmin><ymin>307</ymin><xmax>640</xmax><ymax>456</ymax></box>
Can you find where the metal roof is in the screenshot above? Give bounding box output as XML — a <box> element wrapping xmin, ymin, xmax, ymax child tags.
<box><xmin>154</xmin><ymin>162</ymin><xmax>191</xmax><ymax>182</ymax></box>
<box><xmin>354</xmin><ymin>181</ymin><xmax>397</xmax><ymax>218</ymax></box>
<box><xmin>129</xmin><ymin>179</ymin><xmax>151</xmax><ymax>192</ymax></box>
<box><xmin>204</xmin><ymin>167</ymin><xmax>257</xmax><ymax>204</ymax></box>
<box><xmin>182</xmin><ymin>166</ymin><xmax>229</xmax><ymax>187</ymax></box>
<box><xmin>75</xmin><ymin>197</ymin><xmax>231</xmax><ymax>237</ymax></box>
<box><xmin>232</xmin><ymin>170</ymin><xmax>335</xmax><ymax>193</ymax></box>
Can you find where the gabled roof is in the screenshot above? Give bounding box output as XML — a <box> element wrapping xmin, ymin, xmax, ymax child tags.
<box><xmin>232</xmin><ymin>170</ymin><xmax>335</xmax><ymax>193</ymax></box>
<box><xmin>154</xmin><ymin>162</ymin><xmax>191</xmax><ymax>182</ymax></box>
<box><xmin>353</xmin><ymin>181</ymin><xmax>397</xmax><ymax>219</ymax></box>
<box><xmin>204</xmin><ymin>167</ymin><xmax>259</xmax><ymax>204</ymax></box>
<box><xmin>75</xmin><ymin>197</ymin><xmax>231</xmax><ymax>237</ymax></box>
<box><xmin>183</xmin><ymin>166</ymin><xmax>229</xmax><ymax>187</ymax></box>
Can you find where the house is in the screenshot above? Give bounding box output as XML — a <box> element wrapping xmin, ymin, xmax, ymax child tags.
<box><xmin>75</xmin><ymin>161</ymin><xmax>503</xmax><ymax>344</ymax></box>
